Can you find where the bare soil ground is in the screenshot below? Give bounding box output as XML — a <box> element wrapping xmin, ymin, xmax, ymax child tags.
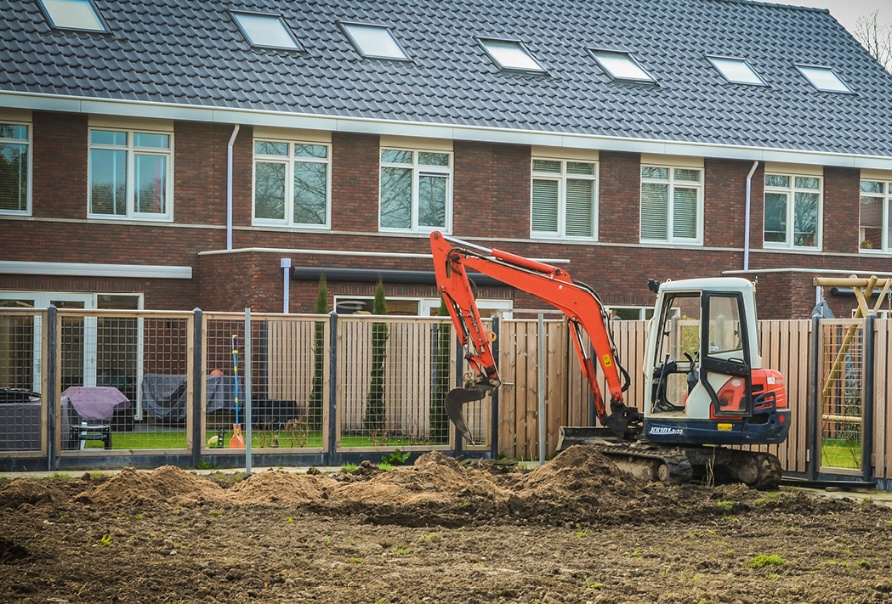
<box><xmin>2</xmin><ymin>447</ymin><xmax>892</xmax><ymax>604</ymax></box>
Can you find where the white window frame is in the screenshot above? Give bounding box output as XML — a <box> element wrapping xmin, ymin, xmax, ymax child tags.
<box><xmin>858</xmin><ymin>179</ymin><xmax>892</xmax><ymax>253</ymax></box>
<box><xmin>639</xmin><ymin>165</ymin><xmax>704</xmax><ymax>245</ymax></box>
<box><xmin>763</xmin><ymin>173</ymin><xmax>822</xmax><ymax>250</ymax></box>
<box><xmin>252</xmin><ymin>139</ymin><xmax>332</xmax><ymax>229</ymax></box>
<box><xmin>379</xmin><ymin>148</ymin><xmax>453</xmax><ymax>234</ymax></box>
<box><xmin>530</xmin><ymin>158</ymin><xmax>598</xmax><ymax>240</ymax></box>
<box><xmin>88</xmin><ymin>128</ymin><xmax>174</xmax><ymax>221</ymax></box>
<box><xmin>0</xmin><ymin>121</ymin><xmax>32</xmax><ymax>215</ymax></box>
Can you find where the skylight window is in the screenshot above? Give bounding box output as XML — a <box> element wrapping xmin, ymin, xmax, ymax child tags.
<box><xmin>341</xmin><ymin>23</ymin><xmax>409</xmax><ymax>60</ymax></box>
<box><xmin>231</xmin><ymin>11</ymin><xmax>303</xmax><ymax>51</ymax></box>
<box><xmin>480</xmin><ymin>39</ymin><xmax>546</xmax><ymax>73</ymax></box>
<box><xmin>708</xmin><ymin>56</ymin><xmax>766</xmax><ymax>86</ymax></box>
<box><xmin>589</xmin><ymin>50</ymin><xmax>654</xmax><ymax>83</ymax></box>
<box><xmin>796</xmin><ymin>65</ymin><xmax>852</xmax><ymax>93</ymax></box>
<box><xmin>38</xmin><ymin>0</ymin><xmax>108</xmax><ymax>32</ymax></box>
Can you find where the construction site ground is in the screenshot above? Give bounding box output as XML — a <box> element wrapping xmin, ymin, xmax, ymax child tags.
<box><xmin>2</xmin><ymin>447</ymin><xmax>892</xmax><ymax>604</ymax></box>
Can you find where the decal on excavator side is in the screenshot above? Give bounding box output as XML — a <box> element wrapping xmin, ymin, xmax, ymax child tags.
<box><xmin>648</xmin><ymin>426</ymin><xmax>683</xmax><ymax>436</ymax></box>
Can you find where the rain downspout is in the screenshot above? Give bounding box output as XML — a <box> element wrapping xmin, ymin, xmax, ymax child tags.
<box><xmin>744</xmin><ymin>160</ymin><xmax>759</xmax><ymax>272</ymax></box>
<box><xmin>226</xmin><ymin>125</ymin><xmax>240</xmax><ymax>251</ymax></box>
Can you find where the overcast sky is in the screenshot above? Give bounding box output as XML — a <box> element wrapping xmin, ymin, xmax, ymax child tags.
<box><xmin>754</xmin><ymin>0</ymin><xmax>890</xmax><ymax>36</ymax></box>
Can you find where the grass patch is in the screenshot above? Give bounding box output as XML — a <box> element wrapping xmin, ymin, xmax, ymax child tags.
<box><xmin>748</xmin><ymin>554</ymin><xmax>785</xmax><ymax>569</ymax></box>
<box><xmin>821</xmin><ymin>439</ymin><xmax>862</xmax><ymax>470</ymax></box>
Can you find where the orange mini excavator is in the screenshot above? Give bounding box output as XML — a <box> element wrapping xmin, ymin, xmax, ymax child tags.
<box><xmin>431</xmin><ymin>231</ymin><xmax>790</xmax><ymax>488</ymax></box>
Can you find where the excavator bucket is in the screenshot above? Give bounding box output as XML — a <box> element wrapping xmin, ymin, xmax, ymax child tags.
<box><xmin>445</xmin><ymin>387</ymin><xmax>488</xmax><ymax>445</ymax></box>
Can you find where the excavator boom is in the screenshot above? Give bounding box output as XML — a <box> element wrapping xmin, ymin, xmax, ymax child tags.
<box><xmin>431</xmin><ymin>232</ymin><xmax>636</xmax><ymax>441</ymax></box>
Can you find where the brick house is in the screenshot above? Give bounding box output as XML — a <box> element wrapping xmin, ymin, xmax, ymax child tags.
<box><xmin>3</xmin><ymin>0</ymin><xmax>892</xmax><ymax>326</ymax></box>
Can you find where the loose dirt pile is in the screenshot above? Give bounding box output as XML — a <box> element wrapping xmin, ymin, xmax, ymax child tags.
<box><xmin>2</xmin><ymin>446</ymin><xmax>892</xmax><ymax>603</ymax></box>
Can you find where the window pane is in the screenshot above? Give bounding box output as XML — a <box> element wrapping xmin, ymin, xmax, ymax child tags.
<box><xmin>254</xmin><ymin>161</ymin><xmax>286</xmax><ymax>220</ymax></box>
<box><xmin>565</xmin><ymin>179</ymin><xmax>594</xmax><ymax>237</ymax></box>
<box><xmin>293</xmin><ymin>161</ymin><xmax>327</xmax><ymax>225</ymax></box>
<box><xmin>532</xmin><ymin>159</ymin><xmax>561</xmax><ymax>173</ymax></box>
<box><xmin>482</xmin><ymin>40</ymin><xmax>544</xmax><ymax>71</ymax></box>
<box><xmin>765</xmin><ymin>174</ymin><xmax>790</xmax><ymax>188</ymax></box>
<box><xmin>381</xmin><ymin>149</ymin><xmax>412</xmax><ymax>164</ymax></box>
<box><xmin>794</xmin><ymin>177</ymin><xmax>819</xmax><ymax>190</ymax></box>
<box><xmin>641</xmin><ymin>182</ymin><xmax>668</xmax><ymax>240</ymax></box>
<box><xmin>418</xmin><ymin>152</ymin><xmax>449</xmax><ymax>167</ymax></box>
<box><xmin>40</xmin><ymin>0</ymin><xmax>105</xmax><ymax>31</ymax></box>
<box><xmin>91</xmin><ymin>130</ymin><xmax>126</xmax><ymax>146</ymax></box>
<box><xmin>567</xmin><ymin>162</ymin><xmax>595</xmax><ymax>176</ymax></box>
<box><xmin>343</xmin><ymin>24</ymin><xmax>407</xmax><ymax>60</ymax></box>
<box><xmin>709</xmin><ymin>57</ymin><xmax>763</xmax><ymax>85</ymax></box>
<box><xmin>674</xmin><ymin>168</ymin><xmax>701</xmax><ymax>183</ymax></box>
<box><xmin>294</xmin><ymin>144</ymin><xmax>327</xmax><ymax>159</ymax></box>
<box><xmin>418</xmin><ymin>174</ymin><xmax>447</xmax><ymax>228</ymax></box>
<box><xmin>90</xmin><ymin>148</ymin><xmax>126</xmax><ymax>215</ymax></box>
<box><xmin>592</xmin><ymin>50</ymin><xmax>651</xmax><ymax>81</ymax></box>
<box><xmin>793</xmin><ymin>192</ymin><xmax>818</xmax><ymax>247</ymax></box>
<box><xmin>531</xmin><ymin>178</ymin><xmax>559</xmax><ymax>233</ymax></box>
<box><xmin>861</xmin><ymin>181</ymin><xmax>884</xmax><ymax>195</ymax></box>
<box><xmin>860</xmin><ymin>196</ymin><xmax>883</xmax><ymax>250</ymax></box>
<box><xmin>256</xmin><ymin>141</ymin><xmax>289</xmax><ymax>156</ymax></box>
<box><xmin>708</xmin><ymin>296</ymin><xmax>742</xmax><ymax>355</ymax></box>
<box><xmin>380</xmin><ymin>166</ymin><xmax>412</xmax><ymax>228</ymax></box>
<box><xmin>233</xmin><ymin>12</ymin><xmax>301</xmax><ymax>50</ymax></box>
<box><xmin>764</xmin><ymin>192</ymin><xmax>787</xmax><ymax>243</ymax></box>
<box><xmin>134</xmin><ymin>154</ymin><xmax>166</xmax><ymax>214</ymax></box>
<box><xmin>0</xmin><ymin>124</ymin><xmax>27</xmax><ymax>139</ymax></box>
<box><xmin>642</xmin><ymin>166</ymin><xmax>669</xmax><ymax>180</ymax></box>
<box><xmin>133</xmin><ymin>133</ymin><xmax>169</xmax><ymax>149</ymax></box>
<box><xmin>797</xmin><ymin>66</ymin><xmax>850</xmax><ymax>92</ymax></box>
<box><xmin>0</xmin><ymin>142</ymin><xmax>27</xmax><ymax>212</ymax></box>
<box><xmin>672</xmin><ymin>187</ymin><xmax>698</xmax><ymax>239</ymax></box>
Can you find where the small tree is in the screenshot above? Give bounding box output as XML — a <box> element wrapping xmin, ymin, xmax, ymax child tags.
<box><xmin>309</xmin><ymin>274</ymin><xmax>327</xmax><ymax>430</ymax></box>
<box><xmin>430</xmin><ymin>297</ymin><xmax>451</xmax><ymax>442</ymax></box>
<box><xmin>364</xmin><ymin>279</ymin><xmax>388</xmax><ymax>435</ymax></box>
<box><xmin>855</xmin><ymin>11</ymin><xmax>892</xmax><ymax>72</ymax></box>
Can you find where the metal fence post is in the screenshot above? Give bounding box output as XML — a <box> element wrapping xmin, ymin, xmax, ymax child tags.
<box><xmin>453</xmin><ymin>334</ymin><xmax>464</xmax><ymax>456</ymax></box>
<box><xmin>46</xmin><ymin>305</ymin><xmax>57</xmax><ymax>471</ymax></box>
<box><xmin>490</xmin><ymin>315</ymin><xmax>500</xmax><ymax>459</ymax></box>
<box><xmin>191</xmin><ymin>308</ymin><xmax>203</xmax><ymax>469</ymax></box>
<box><xmin>863</xmin><ymin>313</ymin><xmax>876</xmax><ymax>485</ymax></box>
<box><xmin>327</xmin><ymin>311</ymin><xmax>338</xmax><ymax>466</ymax></box>
<box><xmin>808</xmin><ymin>315</ymin><xmax>820</xmax><ymax>481</ymax></box>
<box><xmin>245</xmin><ymin>307</ymin><xmax>252</xmax><ymax>474</ymax></box>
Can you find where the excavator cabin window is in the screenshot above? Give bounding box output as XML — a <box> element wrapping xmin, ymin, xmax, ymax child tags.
<box><xmin>652</xmin><ymin>293</ymin><xmax>700</xmax><ymax>412</ymax></box>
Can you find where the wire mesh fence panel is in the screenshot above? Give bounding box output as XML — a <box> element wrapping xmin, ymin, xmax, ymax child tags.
<box><xmin>58</xmin><ymin>310</ymin><xmax>192</xmax><ymax>453</ymax></box>
<box><xmin>204</xmin><ymin>316</ymin><xmax>246</xmax><ymax>451</ymax></box>
<box><xmin>337</xmin><ymin>316</ymin><xmax>454</xmax><ymax>448</ymax></box>
<box><xmin>0</xmin><ymin>307</ymin><xmax>45</xmax><ymax>453</ymax></box>
<box><xmin>819</xmin><ymin>319</ymin><xmax>864</xmax><ymax>472</ymax></box>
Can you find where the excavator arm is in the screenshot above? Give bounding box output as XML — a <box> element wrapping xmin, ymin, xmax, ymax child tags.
<box><xmin>431</xmin><ymin>231</ymin><xmax>639</xmax><ymax>442</ymax></box>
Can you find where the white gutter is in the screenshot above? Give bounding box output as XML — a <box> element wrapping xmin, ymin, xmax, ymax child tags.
<box><xmin>226</xmin><ymin>125</ymin><xmax>240</xmax><ymax>250</ymax></box>
<box><xmin>0</xmin><ymin>261</ymin><xmax>192</xmax><ymax>279</ymax></box>
<box><xmin>4</xmin><ymin>90</ymin><xmax>892</xmax><ymax>171</ymax></box>
<box><xmin>743</xmin><ymin>161</ymin><xmax>759</xmax><ymax>272</ymax></box>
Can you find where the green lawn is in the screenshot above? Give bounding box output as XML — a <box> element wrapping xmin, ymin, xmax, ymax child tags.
<box><xmin>821</xmin><ymin>439</ymin><xmax>862</xmax><ymax>470</ymax></box>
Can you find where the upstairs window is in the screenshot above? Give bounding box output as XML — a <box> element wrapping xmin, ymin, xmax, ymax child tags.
<box><xmin>0</xmin><ymin>123</ymin><xmax>30</xmax><ymax>214</ymax></box>
<box><xmin>764</xmin><ymin>174</ymin><xmax>821</xmax><ymax>249</ymax></box>
<box><xmin>707</xmin><ymin>56</ymin><xmax>766</xmax><ymax>86</ymax></box>
<box><xmin>589</xmin><ymin>49</ymin><xmax>654</xmax><ymax>83</ymax></box>
<box><xmin>640</xmin><ymin>166</ymin><xmax>703</xmax><ymax>244</ymax></box>
<box><xmin>88</xmin><ymin>129</ymin><xmax>173</xmax><ymax>220</ymax></box>
<box><xmin>796</xmin><ymin>65</ymin><xmax>851</xmax><ymax>93</ymax></box>
<box><xmin>231</xmin><ymin>11</ymin><xmax>303</xmax><ymax>51</ymax></box>
<box><xmin>380</xmin><ymin>148</ymin><xmax>452</xmax><ymax>233</ymax></box>
<box><xmin>480</xmin><ymin>39</ymin><xmax>546</xmax><ymax>73</ymax></box>
<box><xmin>341</xmin><ymin>23</ymin><xmax>409</xmax><ymax>60</ymax></box>
<box><xmin>531</xmin><ymin>159</ymin><xmax>597</xmax><ymax>240</ymax></box>
<box><xmin>859</xmin><ymin>180</ymin><xmax>892</xmax><ymax>252</ymax></box>
<box><xmin>37</xmin><ymin>0</ymin><xmax>108</xmax><ymax>32</ymax></box>
<box><xmin>254</xmin><ymin>140</ymin><xmax>330</xmax><ymax>228</ymax></box>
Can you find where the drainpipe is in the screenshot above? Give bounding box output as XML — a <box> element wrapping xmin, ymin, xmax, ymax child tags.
<box><xmin>281</xmin><ymin>258</ymin><xmax>292</xmax><ymax>313</ymax></box>
<box><xmin>743</xmin><ymin>161</ymin><xmax>759</xmax><ymax>272</ymax></box>
<box><xmin>226</xmin><ymin>125</ymin><xmax>240</xmax><ymax>251</ymax></box>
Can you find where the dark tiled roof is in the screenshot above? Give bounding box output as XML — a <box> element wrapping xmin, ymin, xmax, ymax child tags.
<box><xmin>3</xmin><ymin>0</ymin><xmax>892</xmax><ymax>157</ymax></box>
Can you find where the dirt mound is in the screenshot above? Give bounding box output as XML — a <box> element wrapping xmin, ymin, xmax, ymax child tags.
<box><xmin>0</xmin><ymin>478</ymin><xmax>59</xmax><ymax>509</ymax></box>
<box><xmin>82</xmin><ymin>466</ymin><xmax>224</xmax><ymax>508</ymax></box>
<box><xmin>515</xmin><ymin>445</ymin><xmax>646</xmax><ymax>496</ymax></box>
<box><xmin>228</xmin><ymin>469</ymin><xmax>333</xmax><ymax>504</ymax></box>
<box><xmin>332</xmin><ymin>451</ymin><xmax>511</xmax><ymax>505</ymax></box>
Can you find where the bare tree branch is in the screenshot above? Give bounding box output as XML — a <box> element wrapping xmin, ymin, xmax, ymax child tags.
<box><xmin>855</xmin><ymin>10</ymin><xmax>892</xmax><ymax>72</ymax></box>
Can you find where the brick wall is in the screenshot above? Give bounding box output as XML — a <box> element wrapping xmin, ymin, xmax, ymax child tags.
<box><xmin>331</xmin><ymin>132</ymin><xmax>379</xmax><ymax>233</ymax></box>
<box><xmin>598</xmin><ymin>152</ymin><xmax>640</xmax><ymax>244</ymax></box>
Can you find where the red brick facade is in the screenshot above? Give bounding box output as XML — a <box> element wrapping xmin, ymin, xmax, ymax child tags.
<box><xmin>3</xmin><ymin>111</ymin><xmax>891</xmax><ymax>319</ymax></box>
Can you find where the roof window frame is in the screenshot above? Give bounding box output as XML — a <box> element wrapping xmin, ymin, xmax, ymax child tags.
<box><xmin>478</xmin><ymin>38</ymin><xmax>548</xmax><ymax>74</ymax></box>
<box><xmin>229</xmin><ymin>10</ymin><xmax>305</xmax><ymax>52</ymax></box>
<box><xmin>588</xmin><ymin>48</ymin><xmax>656</xmax><ymax>84</ymax></box>
<box><xmin>339</xmin><ymin>21</ymin><xmax>411</xmax><ymax>62</ymax></box>
<box><xmin>36</xmin><ymin>0</ymin><xmax>110</xmax><ymax>33</ymax></box>
<box><xmin>706</xmin><ymin>55</ymin><xmax>767</xmax><ymax>86</ymax></box>
<box><xmin>795</xmin><ymin>63</ymin><xmax>853</xmax><ymax>94</ymax></box>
